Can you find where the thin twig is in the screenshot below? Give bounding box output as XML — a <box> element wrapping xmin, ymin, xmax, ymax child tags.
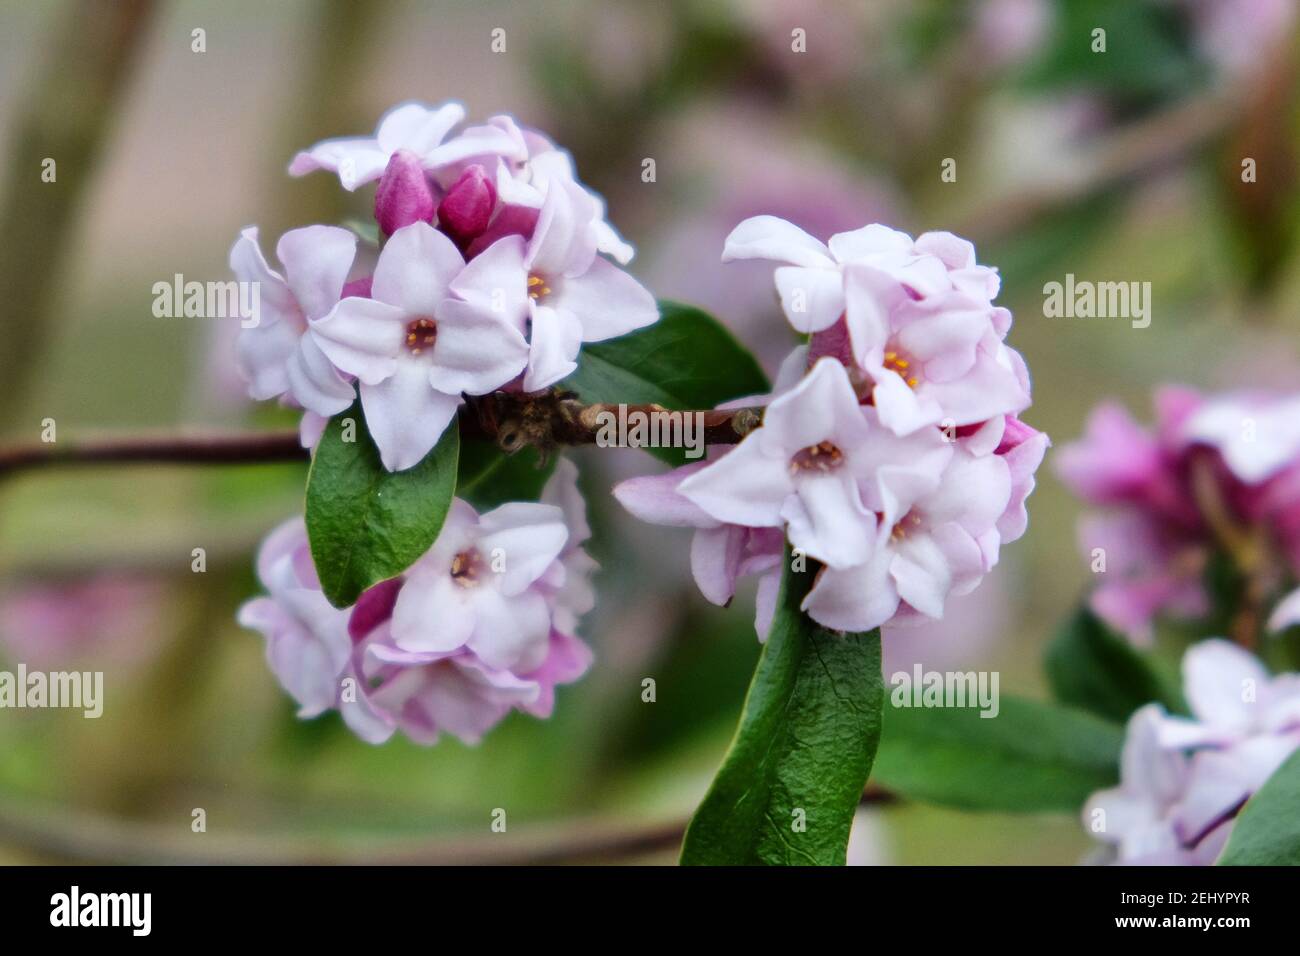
<box><xmin>0</xmin><ymin>396</ymin><xmax>765</xmax><ymax>479</ymax></box>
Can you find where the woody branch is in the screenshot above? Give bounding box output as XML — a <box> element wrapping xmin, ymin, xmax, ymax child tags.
<box><xmin>0</xmin><ymin>391</ymin><xmax>765</xmax><ymax>479</ymax></box>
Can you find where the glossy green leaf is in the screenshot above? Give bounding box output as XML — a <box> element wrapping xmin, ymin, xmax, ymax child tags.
<box><xmin>562</xmin><ymin>300</ymin><xmax>768</xmax><ymax>407</ymax></box>
<box><xmin>872</xmin><ymin>695</ymin><xmax>1122</xmax><ymax>813</ymax></box>
<box><xmin>1045</xmin><ymin>606</ymin><xmax>1185</xmax><ymax>723</ymax></box>
<box><xmin>680</xmin><ymin>553</ymin><xmax>883</xmax><ymax>866</ymax></box>
<box><xmin>456</xmin><ymin>441</ymin><xmax>556</xmax><ymax>511</ymax></box>
<box><xmin>305</xmin><ymin>401</ymin><xmax>459</xmax><ymax>608</ymax></box>
<box><xmin>1217</xmin><ymin>747</ymin><xmax>1300</xmax><ymax>865</ymax></box>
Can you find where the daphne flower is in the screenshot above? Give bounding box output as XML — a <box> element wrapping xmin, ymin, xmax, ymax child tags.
<box><xmin>239</xmin><ymin>480</ymin><xmax>597</xmax><ymax>747</ymax></box>
<box><xmin>724</xmin><ymin>216</ymin><xmax>1030</xmax><ymax>435</ymax></box>
<box><xmin>1083</xmin><ymin>705</ymin><xmax>1218</xmax><ymax>865</ymax></box>
<box><xmin>722</xmin><ymin>216</ymin><xmax>948</xmax><ymax>336</ymax></box>
<box><xmin>1152</xmin><ymin>639</ymin><xmax>1300</xmax><ymax>749</ymax></box>
<box><xmin>387</xmin><ymin>498</ymin><xmax>569</xmax><ymax>671</ymax></box>
<box><xmin>1058</xmin><ymin>386</ymin><xmax>1300</xmax><ymax>644</ymax></box>
<box><xmin>236</xmin><ymin>517</ymin><xmax>353</xmax><ymax>719</ymax></box>
<box><xmin>449</xmin><ymin>177</ymin><xmax>657</xmax><ymax>391</ymax></box>
<box><xmin>1181</xmin><ymin>391</ymin><xmax>1300</xmax><ymax>485</ymax></box>
<box><xmin>804</xmin><ymin>441</ymin><xmax>1011</xmax><ymax>631</ymax></box>
<box><xmin>289</xmin><ymin>101</ymin><xmax>514</xmax><ymax>191</ymax></box>
<box><xmin>230</xmin><ymin>225</ymin><xmax>360</xmax><ymax>416</ymax></box>
<box><xmin>1083</xmin><ymin>642</ymin><xmax>1300</xmax><ymax>865</ymax></box>
<box><xmin>311</xmin><ymin>222</ymin><xmax>529</xmax><ymax>470</ymax></box>
<box><xmin>614</xmin><ymin>458</ymin><xmax>785</xmax><ymax>635</ymax></box>
<box><xmin>678</xmin><ymin>357</ymin><xmax>950</xmax><ymax>569</ymax></box>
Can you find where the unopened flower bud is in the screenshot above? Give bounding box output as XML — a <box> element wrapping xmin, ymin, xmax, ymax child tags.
<box><xmin>437</xmin><ymin>164</ymin><xmax>497</xmax><ymax>246</ymax></box>
<box><xmin>373</xmin><ymin>149</ymin><xmax>435</xmax><ymax>236</ymax></box>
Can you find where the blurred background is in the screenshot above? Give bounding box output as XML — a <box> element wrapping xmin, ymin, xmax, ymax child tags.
<box><xmin>1</xmin><ymin>0</ymin><xmax>1298</xmax><ymax>864</ymax></box>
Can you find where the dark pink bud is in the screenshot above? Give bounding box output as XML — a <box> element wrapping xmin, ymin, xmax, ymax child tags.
<box><xmin>437</xmin><ymin>164</ymin><xmax>497</xmax><ymax>247</ymax></box>
<box><xmin>373</xmin><ymin>150</ymin><xmax>436</xmax><ymax>236</ymax></box>
<box><xmin>348</xmin><ymin>576</ymin><xmax>403</xmax><ymax>643</ymax></box>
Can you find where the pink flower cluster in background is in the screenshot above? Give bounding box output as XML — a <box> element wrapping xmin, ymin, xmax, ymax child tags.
<box><xmin>617</xmin><ymin>217</ymin><xmax>1047</xmax><ymax>635</ymax></box>
<box><xmin>1083</xmin><ymin>640</ymin><xmax>1300</xmax><ymax>864</ymax></box>
<box><xmin>238</xmin><ymin>460</ymin><xmax>594</xmax><ymax>745</ymax></box>
<box><xmin>1056</xmin><ymin>387</ymin><xmax>1300</xmax><ymax>644</ymax></box>
<box><xmin>233</xmin><ymin>101</ymin><xmax>657</xmax><ymax>471</ymax></box>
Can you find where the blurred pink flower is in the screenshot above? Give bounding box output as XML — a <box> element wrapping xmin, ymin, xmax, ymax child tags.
<box><xmin>238</xmin><ymin>462</ymin><xmax>595</xmax><ymax>746</ymax></box>
<box><xmin>1084</xmin><ymin>641</ymin><xmax>1300</xmax><ymax>865</ymax></box>
<box><xmin>1058</xmin><ymin>385</ymin><xmax>1300</xmax><ymax>644</ymax></box>
<box><xmin>1183</xmin><ymin>0</ymin><xmax>1296</xmax><ymax>79</ymax></box>
<box><xmin>0</xmin><ymin>575</ymin><xmax>167</xmax><ymax>670</ymax></box>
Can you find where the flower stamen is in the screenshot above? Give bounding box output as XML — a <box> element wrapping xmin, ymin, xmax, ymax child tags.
<box><xmin>405</xmin><ymin>317</ymin><xmax>437</xmax><ymax>355</ymax></box>
<box><xmin>790</xmin><ymin>440</ymin><xmax>845</xmax><ymax>474</ymax></box>
<box><xmin>884</xmin><ymin>350</ymin><xmax>919</xmax><ymax>389</ymax></box>
<box><xmin>528</xmin><ymin>273</ymin><xmax>552</xmax><ymax>301</ymax></box>
<box><xmin>450</xmin><ymin>549</ymin><xmax>484</xmax><ymax>588</ymax></box>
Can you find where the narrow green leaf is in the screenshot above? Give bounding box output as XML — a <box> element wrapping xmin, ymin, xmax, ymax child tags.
<box><xmin>872</xmin><ymin>696</ymin><xmax>1122</xmax><ymax>813</ymax></box>
<box><xmin>562</xmin><ymin>300</ymin><xmax>769</xmax><ymax>410</ymax></box>
<box><xmin>1045</xmin><ymin>606</ymin><xmax>1185</xmax><ymax>723</ymax></box>
<box><xmin>1217</xmin><ymin>747</ymin><xmax>1300</xmax><ymax>865</ymax></box>
<box><xmin>680</xmin><ymin>553</ymin><xmax>883</xmax><ymax>866</ymax></box>
<box><xmin>305</xmin><ymin>401</ymin><xmax>459</xmax><ymax>608</ymax></box>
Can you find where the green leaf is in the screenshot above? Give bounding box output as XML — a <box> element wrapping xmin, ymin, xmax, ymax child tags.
<box><xmin>1217</xmin><ymin>747</ymin><xmax>1300</xmax><ymax>865</ymax></box>
<box><xmin>680</xmin><ymin>553</ymin><xmax>883</xmax><ymax>866</ymax></box>
<box><xmin>305</xmin><ymin>401</ymin><xmax>459</xmax><ymax>608</ymax></box>
<box><xmin>872</xmin><ymin>696</ymin><xmax>1122</xmax><ymax>813</ymax></box>
<box><xmin>456</xmin><ymin>441</ymin><xmax>555</xmax><ymax>511</ymax></box>
<box><xmin>1045</xmin><ymin>606</ymin><xmax>1185</xmax><ymax>723</ymax></box>
<box><xmin>1020</xmin><ymin>0</ymin><xmax>1206</xmax><ymax>105</ymax></box>
<box><xmin>563</xmin><ymin>299</ymin><xmax>768</xmax><ymax>426</ymax></box>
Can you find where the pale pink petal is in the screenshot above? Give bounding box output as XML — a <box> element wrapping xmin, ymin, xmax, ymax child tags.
<box><xmin>371</xmin><ymin>222</ymin><xmax>465</xmax><ymax>315</ymax></box>
<box><xmin>310</xmin><ymin>297</ymin><xmax>405</xmax><ymax>385</ymax></box>
<box><xmin>447</xmin><ymin>234</ymin><xmax>529</xmax><ymax>326</ymax></box>
<box><xmin>286</xmin><ymin>335</ymin><xmax>355</xmax><ymax>417</ymax></box>
<box><xmin>390</xmin><ymin>564</ymin><xmax>476</xmax><ymax>653</ymax></box>
<box><xmin>782</xmin><ymin>472</ymin><xmax>875</xmax><ymax>569</ymax></box>
<box><xmin>359</xmin><ymin>359</ymin><xmax>461</xmax><ymax>471</ymax></box>
<box><xmin>523</xmin><ymin>304</ymin><xmax>583</xmax><ymax>391</ymax></box>
<box><xmin>427</xmin><ymin>298</ymin><xmax>529</xmax><ymax>395</ymax></box>
<box><xmin>468</xmin><ymin>588</ymin><xmax>552</xmax><ymax>671</ymax></box>
<box><xmin>1182</xmin><ymin>639</ymin><xmax>1270</xmax><ymax>731</ymax></box>
<box><xmin>476</xmin><ymin>501</ymin><xmax>569</xmax><ymax>595</ymax></box>
<box><xmin>551</xmin><ymin>257</ymin><xmax>658</xmax><ymax>341</ymax></box>
<box><xmin>773</xmin><ymin>265</ymin><xmax>845</xmax><ymax>333</ymax></box>
<box><xmin>612</xmin><ymin>463</ymin><xmax>715</xmax><ymax>528</ymax></box>
<box><xmin>375</xmin><ymin>101</ymin><xmax>466</xmax><ymax>155</ymax></box>
<box><xmin>722</xmin><ymin>215</ymin><xmax>834</xmax><ymax>268</ymax></box>
<box><xmin>288</xmin><ymin>140</ymin><xmax>390</xmax><ymax>189</ymax></box>
<box><xmin>677</xmin><ymin>436</ymin><xmax>792</xmax><ymax>528</ymax></box>
<box><xmin>275</xmin><ymin>225</ymin><xmax>357</xmax><ymax>321</ymax></box>
<box><xmin>803</xmin><ymin>546</ymin><xmax>899</xmax><ymax>632</ymax></box>
<box><xmin>690</xmin><ymin>526</ymin><xmax>745</xmax><ymax>606</ymax></box>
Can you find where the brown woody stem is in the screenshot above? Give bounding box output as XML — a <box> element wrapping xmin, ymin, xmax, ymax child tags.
<box><xmin>0</xmin><ymin>394</ymin><xmax>764</xmax><ymax>479</ymax></box>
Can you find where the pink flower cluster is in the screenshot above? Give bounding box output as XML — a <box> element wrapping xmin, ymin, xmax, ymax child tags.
<box><xmin>234</xmin><ymin>101</ymin><xmax>657</xmax><ymax>471</ymax></box>
<box><xmin>1083</xmin><ymin>640</ymin><xmax>1300</xmax><ymax>865</ymax></box>
<box><xmin>238</xmin><ymin>460</ymin><xmax>595</xmax><ymax>745</ymax></box>
<box><xmin>616</xmin><ymin>217</ymin><xmax>1047</xmax><ymax>635</ymax></box>
<box><xmin>1056</xmin><ymin>387</ymin><xmax>1300</xmax><ymax>644</ymax></box>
